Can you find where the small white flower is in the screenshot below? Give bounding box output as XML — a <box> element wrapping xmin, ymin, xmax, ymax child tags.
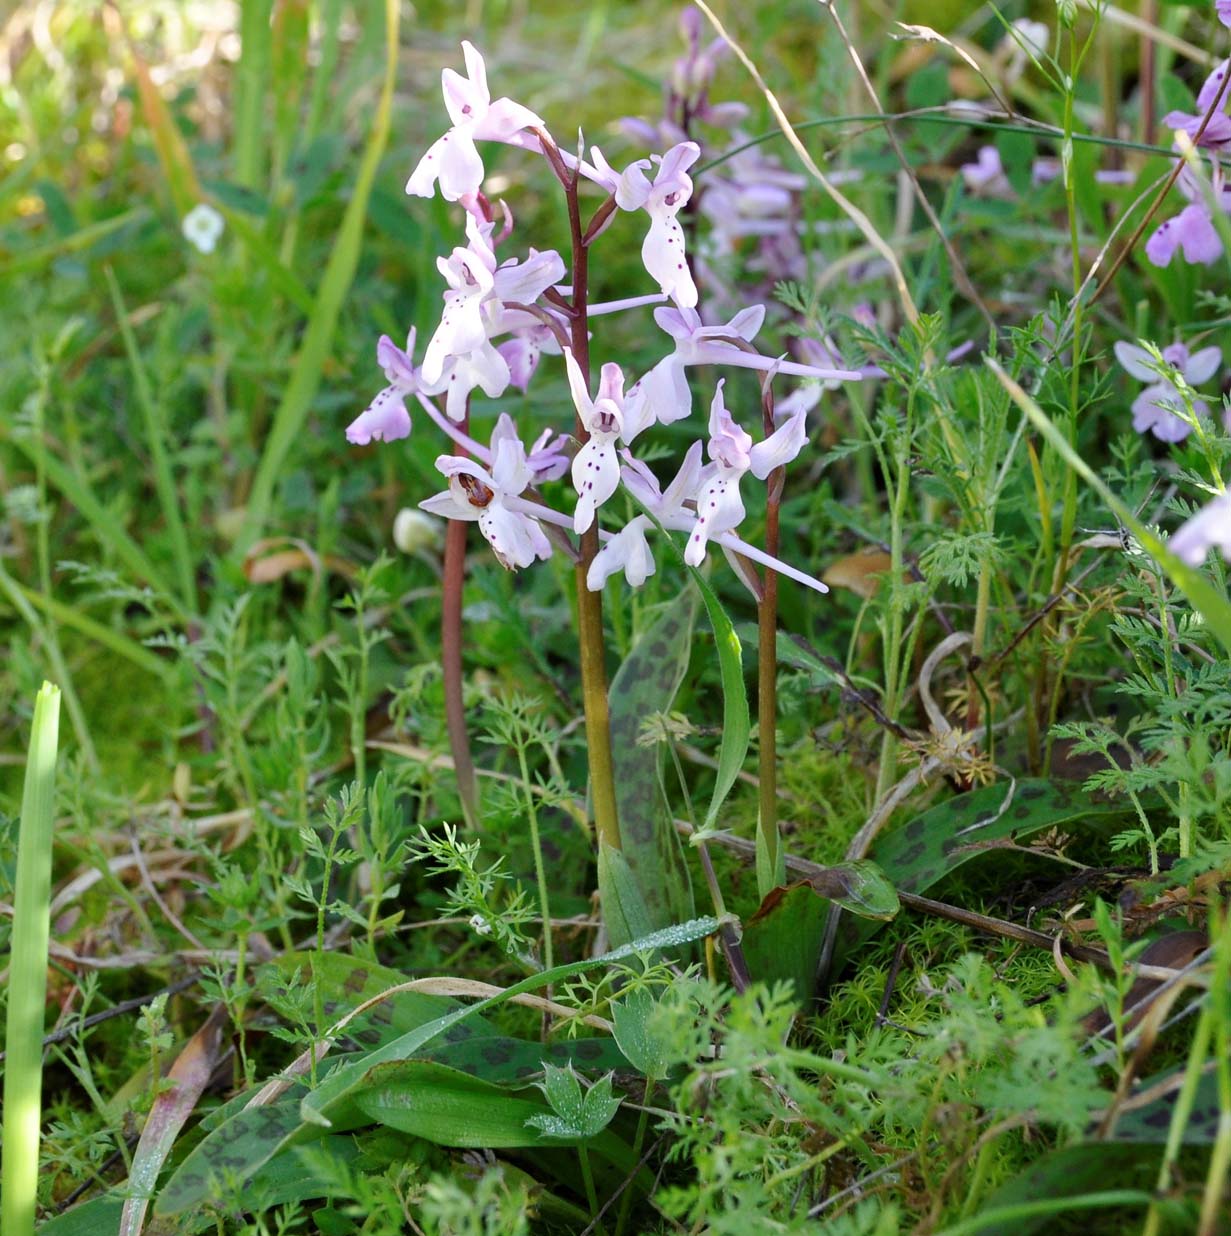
<box><xmin>468</xmin><ymin>913</ymin><xmax>493</xmax><ymax>936</ymax></box>
<box><xmin>182</xmin><ymin>203</ymin><xmax>224</xmax><ymax>254</ymax></box>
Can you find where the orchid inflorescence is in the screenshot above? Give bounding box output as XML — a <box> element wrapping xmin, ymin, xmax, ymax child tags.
<box><xmin>347</xmin><ymin>34</ymin><xmax>859</xmax><ymax>596</ymax></box>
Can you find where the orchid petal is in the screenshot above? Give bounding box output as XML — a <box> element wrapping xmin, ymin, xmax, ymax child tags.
<box><xmin>571</xmin><ymin>437</ymin><xmax>621</xmax><ymax>533</ymax></box>
<box><xmin>346</xmin><ymin>387</ymin><xmax>411</xmax><ymax>445</ymax></box>
<box><xmin>684</xmin><ymin>473</ymin><xmax>745</xmax><ymax>566</ymax></box>
<box><xmin>587</xmin><ymin>516</ymin><xmax>656</xmax><ymax>590</ymax></box>
<box><xmin>1170</xmin><ymin>491</ymin><xmax>1231</xmax><ymax>565</ymax></box>
<box><xmin>643</xmin><ymin>209</ymin><xmax>697</xmax><ymax>307</ymax></box>
<box><xmin>749</xmin><ymin>408</ymin><xmax>808</xmax><ymax>479</ymax></box>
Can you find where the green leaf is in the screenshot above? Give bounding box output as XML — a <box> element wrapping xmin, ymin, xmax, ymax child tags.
<box><xmin>642</xmin><ymin>516</ymin><xmax>750</xmax><ymax>835</ymax></box>
<box><xmin>742</xmin><ymin>862</ymin><xmax>897</xmax><ymax>1001</ymax></box>
<box><xmin>597</xmin><ymin>843</ymin><xmax>656</xmax><ymax>948</ymax></box>
<box><xmin>611</xmin><ymin>989</ymin><xmax>671</xmax><ymax>1080</ymax></box>
<box><xmin>157</xmin><ymin>918</ymin><xmax>718</xmax><ymax>1215</ymax></box>
<box><xmin>607</xmin><ymin>600</ymin><xmax>697</xmax><ymax>931</ymax></box>
<box><xmin>987</xmin><ymin>356</ymin><xmax>1231</xmax><ymax>657</ymax></box>
<box><xmin>830</xmin><ymin>778</ymin><xmax>1132</xmax><ymax>972</ymax></box>
<box><xmin>236</xmin><ymin>0</ymin><xmax>400</xmax><ymax>551</ymax></box>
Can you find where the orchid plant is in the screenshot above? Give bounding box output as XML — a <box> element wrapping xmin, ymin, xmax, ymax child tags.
<box><xmin>347</xmin><ymin>31</ymin><xmax>856</xmax><ymax>953</ymax></box>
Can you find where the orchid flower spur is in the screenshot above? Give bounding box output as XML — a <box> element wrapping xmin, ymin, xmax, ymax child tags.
<box><xmin>685</xmin><ymin>379</ymin><xmax>807</xmax><ymax>566</ymax></box>
<box><xmin>1114</xmin><ymin>339</ymin><xmax>1223</xmax><ymax>442</ymax></box>
<box><xmin>1162</xmin><ymin>59</ymin><xmax>1231</xmax><ymax>152</ymax></box>
<box><xmin>419</xmin><ymin>414</ymin><xmax>553</xmax><ymax>570</ymax></box>
<box><xmin>564</xmin><ymin>349</ymin><xmax>632</xmax><ymax>534</ymax></box>
<box><xmin>591</xmin><ymin>141</ymin><xmax>702</xmax><ymax>308</ymax></box>
<box><xmin>346</xmin><ymin>329</ymin><xmax>445</xmax><ymax>445</ymax></box>
<box><xmin>1145</xmin><ymin>162</ymin><xmax>1231</xmax><ymax>267</ymax></box>
<box><xmin>1170</xmin><ymin>490</ymin><xmax>1231</xmax><ymax>564</ymax></box>
<box><xmin>623</xmin><ymin>304</ymin><xmax>860</xmax><ymax>433</ymax></box>
<box><xmin>406</xmin><ymin>41</ymin><xmax>546</xmax><ymax>203</ymax></box>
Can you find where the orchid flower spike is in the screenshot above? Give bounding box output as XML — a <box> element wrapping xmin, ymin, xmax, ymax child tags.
<box><xmin>407</xmin><ymin>42</ymin><xmax>546</xmax><ymax>202</ymax></box>
<box><xmin>419</xmin><ymin>414</ymin><xmax>552</xmax><ymax>570</ymax></box>
<box><xmin>1145</xmin><ymin>162</ymin><xmax>1231</xmax><ymax>267</ymax></box>
<box><xmin>1162</xmin><ymin>60</ymin><xmax>1231</xmax><ymax>152</ymax></box>
<box><xmin>347</xmin><ymin>329</ymin><xmax>445</xmax><ymax>445</ymax></box>
<box><xmin>564</xmin><ymin>348</ymin><xmax>631</xmax><ymax>533</ymax></box>
<box><xmin>1170</xmin><ymin>490</ymin><xmax>1231</xmax><ymax>564</ymax></box>
<box><xmin>591</xmin><ymin>141</ymin><xmax>702</xmax><ymax>307</ymax></box>
<box><xmin>1114</xmin><ymin>339</ymin><xmax>1223</xmax><ymax>442</ymax></box>
<box><xmin>685</xmin><ymin>380</ymin><xmax>807</xmax><ymax>566</ymax></box>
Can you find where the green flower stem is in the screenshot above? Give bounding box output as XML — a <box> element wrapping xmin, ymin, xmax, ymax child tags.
<box><xmin>1</xmin><ymin>682</ymin><xmax>62</xmax><ymax>1236</ymax></box>
<box><xmin>555</xmin><ymin>137</ymin><xmax>620</xmax><ymax>855</ymax></box>
<box><xmin>756</xmin><ymin>456</ymin><xmax>783</xmax><ymax>899</ymax></box>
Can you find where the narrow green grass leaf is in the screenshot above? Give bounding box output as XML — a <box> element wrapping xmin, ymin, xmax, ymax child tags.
<box><xmin>1</xmin><ymin>429</ymin><xmax>183</xmax><ymax>619</ymax></box>
<box><xmin>234</xmin><ymin>1</ymin><xmax>273</xmax><ymax>191</ymax></box>
<box><xmin>4</xmin><ymin>208</ymin><xmax>151</xmax><ymax>275</ymax></box>
<box><xmin>105</xmin><ymin>268</ymin><xmax>196</xmax><ymax>612</ymax></box>
<box><xmin>1</xmin><ymin>683</ymin><xmax>62</xmax><ymax>1236</ymax></box>
<box><xmin>9</xmin><ymin>581</ymin><xmax>171</xmax><ymax>682</ymax></box>
<box><xmin>987</xmin><ymin>356</ymin><xmax>1231</xmax><ymax>656</ymax></box>
<box><xmin>236</xmin><ymin>0</ymin><xmax>400</xmax><ymax>551</ymax></box>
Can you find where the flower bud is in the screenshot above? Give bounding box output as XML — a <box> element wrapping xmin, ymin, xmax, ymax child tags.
<box><xmin>393</xmin><ymin>508</ymin><xmax>442</xmax><ymax>554</ymax></box>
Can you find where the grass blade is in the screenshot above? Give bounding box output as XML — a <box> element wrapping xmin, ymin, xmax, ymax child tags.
<box><xmin>0</xmin><ymin>683</ymin><xmax>62</xmax><ymax>1236</ymax></box>
<box><xmin>236</xmin><ymin>0</ymin><xmax>400</xmax><ymax>552</ymax></box>
<box><xmin>105</xmin><ymin>268</ymin><xmax>196</xmax><ymax>613</ymax></box>
<box><xmin>987</xmin><ymin>356</ymin><xmax>1231</xmax><ymax>657</ymax></box>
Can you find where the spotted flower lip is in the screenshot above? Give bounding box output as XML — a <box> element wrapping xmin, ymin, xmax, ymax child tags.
<box><xmin>406</xmin><ymin>41</ymin><xmax>547</xmax><ymax>203</ymax></box>
<box><xmin>564</xmin><ymin>349</ymin><xmax>629</xmax><ymax>534</ymax></box>
<box><xmin>418</xmin><ymin>414</ymin><xmax>552</xmax><ymax>570</ymax></box>
<box><xmin>1115</xmin><ymin>339</ymin><xmax>1223</xmax><ymax>442</ymax></box>
<box><xmin>1170</xmin><ymin>490</ymin><xmax>1231</xmax><ymax>565</ymax></box>
<box><xmin>590</xmin><ymin>141</ymin><xmax>702</xmax><ymax>308</ymax></box>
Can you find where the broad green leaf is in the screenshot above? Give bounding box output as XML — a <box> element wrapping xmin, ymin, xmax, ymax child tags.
<box><xmin>352</xmin><ymin>1060</ymin><xmax>570</xmax><ymax>1148</ymax></box>
<box><xmin>529</xmin><ymin>1064</ymin><xmax>621</xmax><ymax>1139</ymax></box>
<box><xmin>158</xmin><ymin>918</ymin><xmax>717</xmax><ymax>1215</ymax></box>
<box><xmin>830</xmin><ymin>778</ymin><xmax>1133</xmax><ymax>971</ymax></box>
<box><xmin>1107</xmin><ymin>1065</ymin><xmax>1224</xmax><ymax>1145</ymax></box>
<box><xmin>974</xmin><ymin>1145</ymin><xmax>1158</xmax><ymax>1236</ymax></box>
<box><xmin>607</xmin><ymin>600</ymin><xmax>697</xmax><ymax>931</ymax></box>
<box><xmin>988</xmin><ymin>357</ymin><xmax>1231</xmax><ymax>657</ymax></box>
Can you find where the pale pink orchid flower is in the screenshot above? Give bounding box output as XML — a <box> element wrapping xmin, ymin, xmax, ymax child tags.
<box><xmin>419</xmin><ymin>415</ymin><xmax>552</xmax><ymax>570</ymax></box>
<box><xmin>1170</xmin><ymin>490</ymin><xmax>1231</xmax><ymax>564</ymax></box>
<box><xmin>346</xmin><ymin>328</ymin><xmax>446</xmax><ymax>445</ymax></box>
<box><xmin>960</xmin><ymin>146</ymin><xmax>1012</xmax><ymax>197</ymax></box>
<box><xmin>564</xmin><ymin>349</ymin><xmax>631</xmax><ymax>533</ymax></box>
<box><xmin>685</xmin><ymin>379</ymin><xmax>807</xmax><ymax>566</ymax></box>
<box><xmin>590</xmin><ymin>141</ymin><xmax>702</xmax><ymax>307</ymax></box>
<box><xmin>1114</xmin><ymin>340</ymin><xmax>1222</xmax><ymax>442</ymax></box>
<box><xmin>587</xmin><ymin>442</ymin><xmax>705</xmax><ymax>590</ymax></box>
<box><xmin>422</xmin><ymin>215</ymin><xmax>567</xmax><ymax>419</ymax></box>
<box><xmin>406</xmin><ymin>42</ymin><xmax>546</xmax><ymax>203</ymax></box>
